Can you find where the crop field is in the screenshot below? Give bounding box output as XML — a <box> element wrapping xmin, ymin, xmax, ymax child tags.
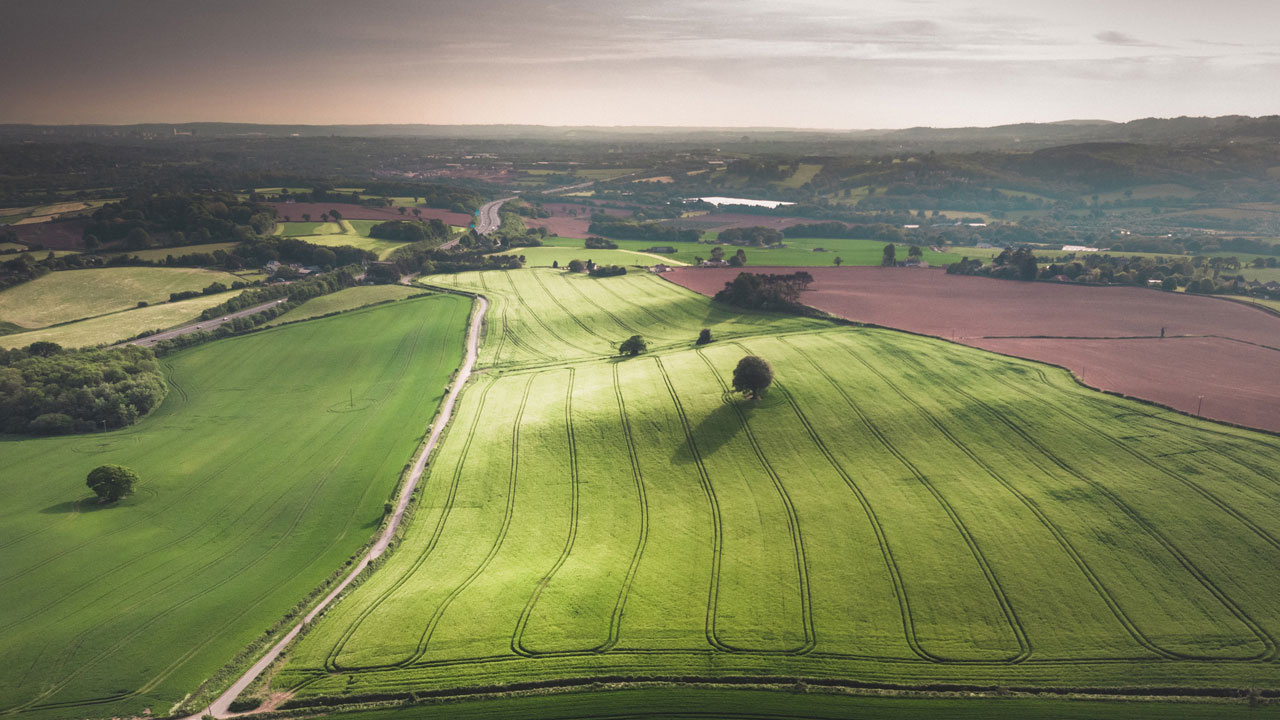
<box><xmin>264</xmin><ymin>285</ymin><xmax>424</xmax><ymax>326</ymax></box>
<box><xmin>533</xmin><ymin>236</ymin><xmax>955</xmax><ymax>267</ymax></box>
<box><xmin>492</xmin><ymin>246</ymin><xmax>678</xmax><ymax>268</ymax></box>
<box><xmin>269</xmin><ymin>267</ymin><xmax>1280</xmax><ymax>711</ymax></box>
<box><xmin>0</xmin><ymin>295</ymin><xmax>471</xmax><ymax>720</ymax></box>
<box><xmin>0</xmin><ymin>290</ymin><xmax>246</xmax><ymax>349</ymax></box>
<box><xmin>0</xmin><ymin>267</ymin><xmax>246</xmax><ymax>329</ymax></box>
<box><xmin>276</xmin><ymin>220</ymin><xmax>406</xmax><ymax>259</ymax></box>
<box><xmin>669</xmin><ymin>266</ymin><xmax>1280</xmax><ymax>433</ymax></box>
<box><xmin>422</xmin><ymin>268</ymin><xmax>828</xmax><ymax>368</ymax></box>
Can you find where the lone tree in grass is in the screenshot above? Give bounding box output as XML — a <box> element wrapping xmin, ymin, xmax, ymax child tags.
<box><xmin>86</xmin><ymin>465</ymin><xmax>138</xmax><ymax>504</ymax></box>
<box><xmin>619</xmin><ymin>335</ymin><xmax>648</xmax><ymax>357</ymax></box>
<box><xmin>732</xmin><ymin>355</ymin><xmax>773</xmax><ymax>400</ymax></box>
<box><xmin>834</xmin><ymin>256</ymin><xmax>843</xmax><ymax>266</ymax></box>
<box><xmin>696</xmin><ymin>328</ymin><xmax>713</xmax><ymax>345</ymax></box>
<box><xmin>567</xmin><ymin>259</ymin><xmax>586</xmax><ymax>273</ymax></box>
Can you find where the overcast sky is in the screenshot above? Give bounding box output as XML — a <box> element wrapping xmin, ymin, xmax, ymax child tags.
<box><xmin>2</xmin><ymin>0</ymin><xmax>1277</xmax><ymax>128</ymax></box>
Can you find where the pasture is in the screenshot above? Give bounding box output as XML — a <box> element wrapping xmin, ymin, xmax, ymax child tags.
<box><xmin>0</xmin><ymin>295</ymin><xmax>471</xmax><ymax>720</ymax></box>
<box><xmin>270</xmin><ymin>267</ymin><xmax>1280</xmax><ymax>710</ymax></box>
<box><xmin>0</xmin><ymin>267</ymin><xmax>245</xmax><ymax>329</ymax></box>
<box><xmin>264</xmin><ymin>285</ymin><xmax>424</xmax><ymax>326</ymax></box>
<box><xmin>0</xmin><ymin>291</ymin><xmax>246</xmax><ymax>349</ymax></box>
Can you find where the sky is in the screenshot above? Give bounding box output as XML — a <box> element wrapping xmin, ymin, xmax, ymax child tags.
<box><xmin>2</xmin><ymin>0</ymin><xmax>1277</xmax><ymax>128</ymax></box>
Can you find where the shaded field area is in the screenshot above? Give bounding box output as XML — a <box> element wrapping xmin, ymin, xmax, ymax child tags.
<box><xmin>0</xmin><ymin>295</ymin><xmax>471</xmax><ymax>720</ymax></box>
<box><xmin>0</xmin><ymin>290</ymin><xmax>246</xmax><ymax>349</ymax></box>
<box><xmin>270</xmin><ymin>269</ymin><xmax>1280</xmax><ymax>710</ymax></box>
<box><xmin>665</xmin><ymin>266</ymin><xmax>1280</xmax><ymax>433</ymax></box>
<box><xmin>268</xmin><ymin>203</ymin><xmax>473</xmax><ymax>227</ymax></box>
<box><xmin>324</xmin><ymin>686</ymin><xmax>1280</xmax><ymax>720</ymax></box>
<box><xmin>0</xmin><ymin>267</ymin><xmax>246</xmax><ymax>329</ymax></box>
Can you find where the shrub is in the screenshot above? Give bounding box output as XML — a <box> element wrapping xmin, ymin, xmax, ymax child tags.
<box><xmin>696</xmin><ymin>328</ymin><xmax>713</xmax><ymax>345</ymax></box>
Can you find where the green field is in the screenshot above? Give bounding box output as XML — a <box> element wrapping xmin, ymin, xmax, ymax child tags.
<box><xmin>533</xmin><ymin>236</ymin><xmax>957</xmax><ymax>267</ymax></box>
<box><xmin>777</xmin><ymin>162</ymin><xmax>823</xmax><ymax>188</ymax></box>
<box><xmin>424</xmin><ymin>268</ymin><xmax>827</xmax><ymax>368</ymax></box>
<box><xmin>0</xmin><ymin>295</ymin><xmax>471</xmax><ymax>720</ymax></box>
<box><xmin>267</xmin><ymin>267</ymin><xmax>1280</xmax><ymax>712</ymax></box>
<box><xmin>277</xmin><ymin>220</ymin><xmax>411</xmax><ymax>259</ymax></box>
<box><xmin>264</xmin><ymin>285</ymin><xmax>424</xmax><ymax>326</ymax></box>
<box><xmin>0</xmin><ymin>291</ymin><xmax>246</xmax><ymax>349</ymax></box>
<box><xmin>0</xmin><ymin>267</ymin><xmax>246</xmax><ymax>329</ymax></box>
<box><xmin>106</xmin><ymin>242</ymin><xmax>240</xmax><ymax>262</ymax></box>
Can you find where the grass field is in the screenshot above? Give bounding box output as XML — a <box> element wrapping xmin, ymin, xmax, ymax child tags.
<box><xmin>532</xmin><ymin>237</ymin><xmax>958</xmax><ymax>267</ymax></box>
<box><xmin>0</xmin><ymin>291</ymin><xmax>246</xmax><ymax>349</ymax></box>
<box><xmin>276</xmin><ymin>220</ymin><xmax>411</xmax><ymax>259</ymax></box>
<box><xmin>0</xmin><ymin>267</ymin><xmax>246</xmax><ymax>329</ymax></box>
<box><xmin>0</xmin><ymin>295</ymin><xmax>472</xmax><ymax>720</ymax></box>
<box><xmin>777</xmin><ymin>162</ymin><xmax>823</xmax><ymax>189</ymax></box>
<box><xmin>106</xmin><ymin>242</ymin><xmax>240</xmax><ymax>262</ymax></box>
<box><xmin>264</xmin><ymin>285</ymin><xmax>424</xmax><ymax>326</ymax></box>
<box><xmin>268</xmin><ymin>268</ymin><xmax>1280</xmax><ymax>711</ymax></box>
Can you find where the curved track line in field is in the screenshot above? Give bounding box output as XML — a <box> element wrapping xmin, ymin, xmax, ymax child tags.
<box><xmin>600</xmin><ymin>363</ymin><xmax>652</xmax><ymax>652</ymax></box>
<box><xmin>596</xmin><ymin>278</ymin><xmax>680</xmax><ymax>330</ymax></box>
<box><xmin>866</xmin><ymin>336</ymin><xmax>1275</xmax><ymax>662</ymax></box>
<box><xmin>823</xmin><ymin>336</ymin><xmax>1174</xmax><ymax>662</ymax></box>
<box><xmin>178</xmin><ymin>294</ymin><xmax>489</xmax><ymax>720</ymax></box>
<box><xmin>323</xmin><ymin>378</ymin><xmax>500</xmax><ymax>672</ymax></box>
<box><xmin>553</xmin><ymin>273</ymin><xmax>661</xmax><ymax>341</ymax></box>
<box><xmin>529</xmin><ymin>270</ymin><xmax>625</xmax><ymax>345</ymax></box>
<box><xmin>502</xmin><ymin>271</ymin><xmax>596</xmax><ymax>356</ymax></box>
<box><xmin>654</xmin><ymin>357</ymin><xmax>730</xmax><ymax>653</ymax></box>
<box><xmin>401</xmin><ymin>373</ymin><xmax>535</xmax><ymax>667</ymax></box>
<box><xmin>774</xmin><ymin>337</ymin><xmax>1029</xmax><ymax>664</ymax></box>
<box><xmin>512</xmin><ymin>370</ymin><xmax>581</xmax><ymax>657</ymax></box>
<box><xmin>696</xmin><ymin>349</ymin><xmax>815</xmax><ymax>656</ymax></box>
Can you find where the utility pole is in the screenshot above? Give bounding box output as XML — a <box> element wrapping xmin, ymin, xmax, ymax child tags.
<box><xmin>1197</xmin><ymin>395</ymin><xmax>1204</xmax><ymax>416</ymax></box>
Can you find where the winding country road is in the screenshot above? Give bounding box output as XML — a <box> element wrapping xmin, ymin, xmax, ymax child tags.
<box><xmin>188</xmin><ymin>293</ymin><xmax>489</xmax><ymax>719</ymax></box>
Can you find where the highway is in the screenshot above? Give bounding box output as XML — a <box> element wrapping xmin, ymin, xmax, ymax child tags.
<box><xmin>473</xmin><ymin>196</ymin><xmax>513</xmax><ymax>236</ymax></box>
<box><xmin>122</xmin><ymin>298</ymin><xmax>288</xmax><ymax>347</ymax></box>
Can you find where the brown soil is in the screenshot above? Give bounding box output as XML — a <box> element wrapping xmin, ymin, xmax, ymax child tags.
<box><xmin>9</xmin><ymin>218</ymin><xmax>88</xmax><ymax>250</ymax></box>
<box><xmin>666</xmin><ymin>266</ymin><xmax>1280</xmax><ymax>433</ymax></box>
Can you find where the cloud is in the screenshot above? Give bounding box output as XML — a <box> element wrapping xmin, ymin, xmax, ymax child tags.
<box><xmin>1095</xmin><ymin>30</ymin><xmax>1152</xmax><ymax>47</ymax></box>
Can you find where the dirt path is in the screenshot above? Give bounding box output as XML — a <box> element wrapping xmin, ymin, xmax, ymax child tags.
<box><xmin>187</xmin><ymin>293</ymin><xmax>489</xmax><ymax>719</ymax></box>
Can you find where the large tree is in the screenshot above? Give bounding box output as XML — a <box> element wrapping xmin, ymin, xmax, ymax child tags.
<box><xmin>881</xmin><ymin>243</ymin><xmax>897</xmax><ymax>267</ymax></box>
<box><xmin>86</xmin><ymin>465</ymin><xmax>139</xmax><ymax>503</ymax></box>
<box><xmin>619</xmin><ymin>335</ymin><xmax>648</xmax><ymax>357</ymax></box>
<box><xmin>732</xmin><ymin>355</ymin><xmax>773</xmax><ymax>400</ymax></box>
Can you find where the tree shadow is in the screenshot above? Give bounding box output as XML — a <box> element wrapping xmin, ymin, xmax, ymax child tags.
<box><xmin>671</xmin><ymin>399</ymin><xmax>747</xmax><ymax>465</ymax></box>
<box><xmin>40</xmin><ymin>496</ymin><xmax>113</xmax><ymax>514</ymax></box>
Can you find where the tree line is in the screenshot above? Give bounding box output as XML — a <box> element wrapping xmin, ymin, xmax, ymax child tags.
<box><xmin>0</xmin><ymin>343</ymin><xmax>166</xmax><ymax>435</ymax></box>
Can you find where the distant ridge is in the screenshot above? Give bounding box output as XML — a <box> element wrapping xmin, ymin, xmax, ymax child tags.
<box><xmin>1</xmin><ymin>115</ymin><xmax>1276</xmax><ymax>151</ymax></box>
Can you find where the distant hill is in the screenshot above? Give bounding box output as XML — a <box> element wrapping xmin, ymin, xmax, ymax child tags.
<box><xmin>2</xmin><ymin>116</ymin><xmax>1278</xmax><ymax>151</ymax></box>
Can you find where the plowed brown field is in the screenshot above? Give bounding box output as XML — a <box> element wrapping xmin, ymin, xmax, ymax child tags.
<box><xmin>665</xmin><ymin>266</ymin><xmax>1280</xmax><ymax>433</ymax></box>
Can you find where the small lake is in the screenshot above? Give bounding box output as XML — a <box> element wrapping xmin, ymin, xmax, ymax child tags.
<box><xmin>691</xmin><ymin>196</ymin><xmax>795</xmax><ymax>209</ymax></box>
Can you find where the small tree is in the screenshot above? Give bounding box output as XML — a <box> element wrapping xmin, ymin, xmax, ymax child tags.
<box><xmin>833</xmin><ymin>256</ymin><xmax>843</xmax><ymax>266</ymax></box>
<box><xmin>711</xmin><ymin>246</ymin><xmax>725</xmax><ymax>262</ymax></box>
<box><xmin>552</xmin><ymin>260</ymin><xmax>559</xmax><ymax>269</ymax></box>
<box><xmin>908</xmin><ymin>244</ymin><xmax>923</xmax><ymax>259</ymax></box>
<box><xmin>86</xmin><ymin>465</ymin><xmax>138</xmax><ymax>503</ymax></box>
<box><xmin>567</xmin><ymin>259</ymin><xmax>586</xmax><ymax>273</ymax></box>
<box><xmin>696</xmin><ymin>328</ymin><xmax>713</xmax><ymax>345</ymax></box>
<box><xmin>729</xmin><ymin>249</ymin><xmax>746</xmax><ymax>267</ymax></box>
<box><xmin>619</xmin><ymin>335</ymin><xmax>647</xmax><ymax>357</ymax></box>
<box><xmin>881</xmin><ymin>243</ymin><xmax>897</xmax><ymax>267</ymax></box>
<box><xmin>732</xmin><ymin>356</ymin><xmax>773</xmax><ymax>400</ymax></box>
